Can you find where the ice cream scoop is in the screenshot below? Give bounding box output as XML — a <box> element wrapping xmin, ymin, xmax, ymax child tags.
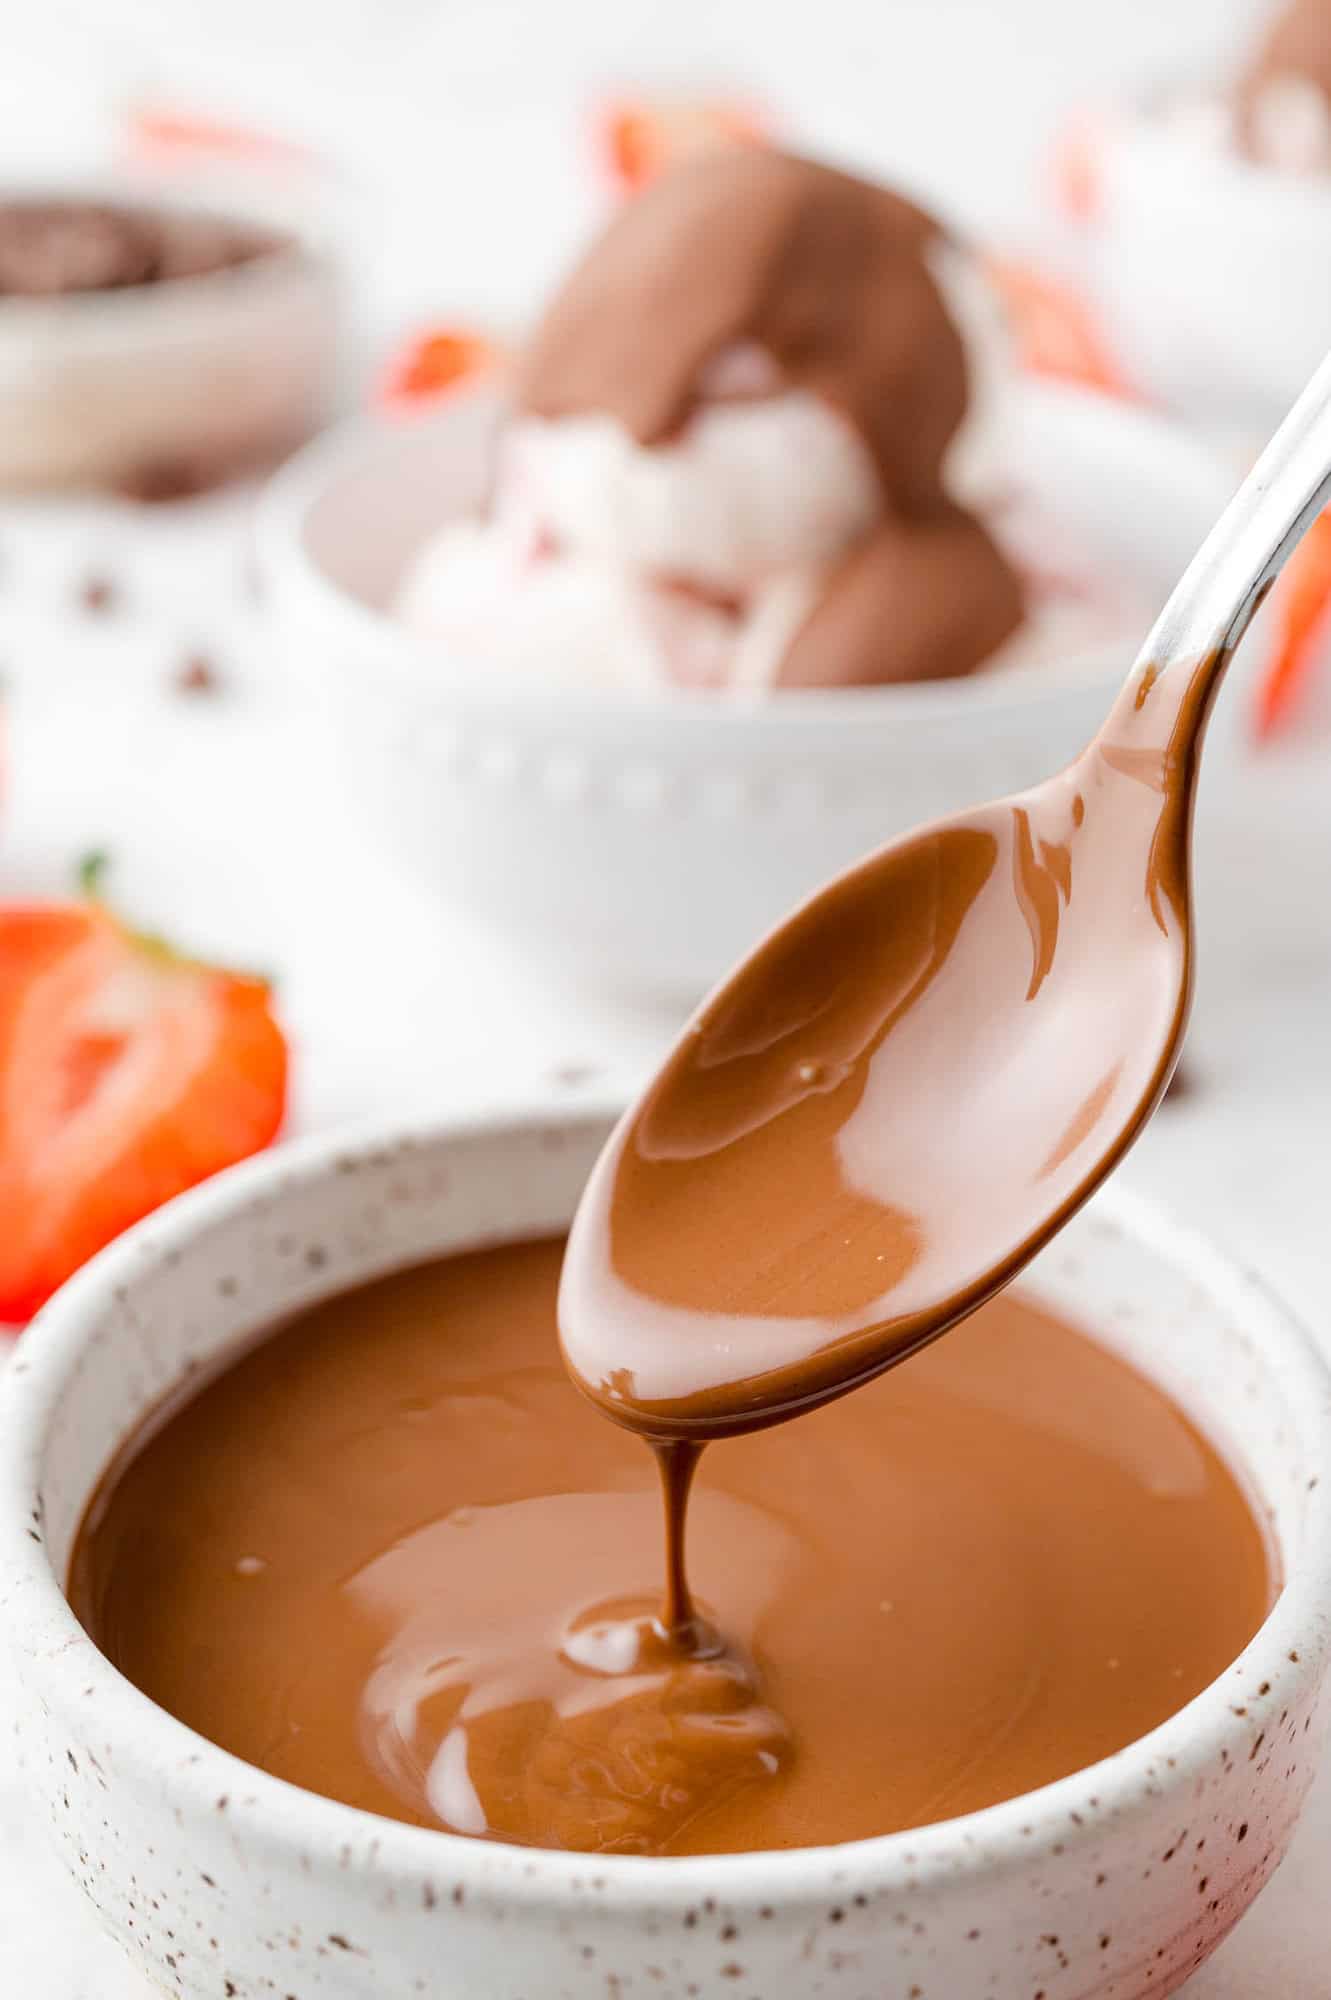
<box><xmin>500</xmin><ymin>384</ymin><xmax>880</xmax><ymax>594</ymax></box>
<box><xmin>396</xmin><ymin>153</ymin><xmax>1027</xmax><ymax>694</ymax></box>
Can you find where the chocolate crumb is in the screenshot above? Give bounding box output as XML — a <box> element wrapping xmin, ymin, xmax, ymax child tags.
<box><xmin>79</xmin><ymin>573</ymin><xmax>119</xmax><ymax>616</ymax></box>
<box><xmin>120</xmin><ymin>458</ymin><xmax>216</xmax><ymax>506</ymax></box>
<box><xmin>174</xmin><ymin>653</ymin><xmax>223</xmax><ymax>697</ymax></box>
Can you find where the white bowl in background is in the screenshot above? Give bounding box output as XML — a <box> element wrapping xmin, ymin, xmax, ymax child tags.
<box><xmin>1</xmin><ymin>1100</ymin><xmax>1330</xmax><ymax>1999</ymax></box>
<box><xmin>1079</xmin><ymin>106</ymin><xmax>1331</xmax><ymax>438</ymax></box>
<box><xmin>257</xmin><ymin>385</ymin><xmax>1238</xmax><ymax>1001</ymax></box>
<box><xmin>0</xmin><ymin>176</ymin><xmax>344</xmax><ymax>493</ymax></box>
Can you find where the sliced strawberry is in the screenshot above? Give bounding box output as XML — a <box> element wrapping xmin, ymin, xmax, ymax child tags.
<box><xmin>0</xmin><ymin>881</ymin><xmax>287</xmax><ymax>1324</ymax></box>
<box><xmin>125</xmin><ymin>106</ymin><xmax>312</xmax><ymax>167</ymax></box>
<box><xmin>985</xmin><ymin>258</ymin><xmax>1130</xmax><ymax>397</ymax></box>
<box><xmin>379</xmin><ymin>327</ymin><xmax>502</xmax><ymax>410</ymax></box>
<box><xmin>1049</xmin><ymin>114</ymin><xmax>1104</xmax><ymax>225</ymax></box>
<box><xmin>600</xmin><ymin>96</ymin><xmax>769</xmax><ymax>195</ymax></box>
<box><xmin>1254</xmin><ymin>505</ymin><xmax>1331</xmax><ymax>739</ymax></box>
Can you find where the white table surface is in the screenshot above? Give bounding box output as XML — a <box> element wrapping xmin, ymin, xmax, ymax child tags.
<box><xmin>2</xmin><ymin>1</ymin><xmax>1330</xmax><ymax>1990</ymax></box>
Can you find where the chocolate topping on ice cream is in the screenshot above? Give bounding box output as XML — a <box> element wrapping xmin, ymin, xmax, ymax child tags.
<box><xmin>74</xmin><ymin>1239</ymin><xmax>1271</xmax><ymax>1857</ymax></box>
<box><xmin>516</xmin><ymin>151</ymin><xmax>1024</xmax><ymax>688</ymax></box>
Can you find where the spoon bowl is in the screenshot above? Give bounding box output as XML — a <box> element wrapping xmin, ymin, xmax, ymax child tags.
<box><xmin>560</xmin><ymin>711</ymin><xmax>1191</xmax><ymax>1436</ymax></box>
<box><xmin>561</xmin><ymin>348</ymin><xmax>1331</xmax><ymax>1439</ymax></box>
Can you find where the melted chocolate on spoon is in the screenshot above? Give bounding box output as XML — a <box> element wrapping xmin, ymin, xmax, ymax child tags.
<box><xmin>560</xmin><ymin>654</ymin><xmax>1209</xmax><ymax>1446</ymax></box>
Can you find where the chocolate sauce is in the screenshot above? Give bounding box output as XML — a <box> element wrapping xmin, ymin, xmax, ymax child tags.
<box><xmin>519</xmin><ymin>152</ymin><xmax>958</xmax><ymax>510</ymax></box>
<box><xmin>655</xmin><ymin>1439</ymin><xmax>704</xmax><ymax>1638</ymax></box>
<box><xmin>72</xmin><ymin>1237</ymin><xmax>1271</xmax><ymax>1857</ymax></box>
<box><xmin>0</xmin><ymin>199</ymin><xmax>283</xmax><ymax>298</ymax></box>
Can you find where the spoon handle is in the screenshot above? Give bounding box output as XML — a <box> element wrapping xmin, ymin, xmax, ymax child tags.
<box><xmin>1136</xmin><ymin>345</ymin><xmax>1331</xmax><ymax>688</ymax></box>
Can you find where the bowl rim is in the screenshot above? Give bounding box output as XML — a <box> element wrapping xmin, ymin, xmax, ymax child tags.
<box><xmin>0</xmin><ymin>213</ymin><xmax>332</xmax><ymax>332</ymax></box>
<box><xmin>253</xmin><ymin>380</ymin><xmax>1233</xmax><ymax>734</ymax></box>
<box><xmin>3</xmin><ymin>1094</ymin><xmax>1330</xmax><ymax>1910</ymax></box>
<box><xmin>1098</xmin><ymin>85</ymin><xmax>1331</xmax><ymax>213</ymax></box>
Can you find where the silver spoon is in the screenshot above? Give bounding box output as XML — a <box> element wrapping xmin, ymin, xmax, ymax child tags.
<box><xmin>559</xmin><ymin>350</ymin><xmax>1331</xmax><ymax>1440</ymax></box>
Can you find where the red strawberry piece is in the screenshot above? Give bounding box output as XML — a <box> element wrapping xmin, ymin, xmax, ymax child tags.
<box><xmin>379</xmin><ymin>328</ymin><xmax>501</xmax><ymax>410</ymax></box>
<box><xmin>0</xmin><ymin>864</ymin><xmax>287</xmax><ymax>1323</ymax></box>
<box><xmin>986</xmin><ymin>258</ymin><xmax>1131</xmax><ymax>398</ymax></box>
<box><xmin>599</xmin><ymin>96</ymin><xmax>770</xmax><ymax>195</ymax></box>
<box><xmin>1254</xmin><ymin>504</ymin><xmax>1331</xmax><ymax>739</ymax></box>
<box><xmin>1049</xmin><ymin>114</ymin><xmax>1105</xmax><ymax>225</ymax></box>
<box><xmin>125</xmin><ymin>106</ymin><xmax>311</xmax><ymax>167</ymax></box>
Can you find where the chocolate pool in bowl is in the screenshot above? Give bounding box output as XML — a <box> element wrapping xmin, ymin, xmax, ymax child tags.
<box><xmin>72</xmin><ymin>1239</ymin><xmax>1270</xmax><ymax>1858</ymax></box>
<box><xmin>2</xmin><ymin>1104</ymin><xmax>1330</xmax><ymax>2000</ymax></box>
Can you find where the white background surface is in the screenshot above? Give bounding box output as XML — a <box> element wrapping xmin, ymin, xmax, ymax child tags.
<box><xmin>1</xmin><ymin>1</ymin><xmax>1330</xmax><ymax>1994</ymax></box>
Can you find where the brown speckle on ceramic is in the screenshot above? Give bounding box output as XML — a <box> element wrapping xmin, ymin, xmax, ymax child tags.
<box><xmin>550</xmin><ymin>1063</ymin><xmax>601</xmax><ymax>1088</ymax></box>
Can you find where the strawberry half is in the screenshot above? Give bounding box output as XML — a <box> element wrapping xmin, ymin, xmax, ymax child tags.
<box><xmin>986</xmin><ymin>258</ymin><xmax>1130</xmax><ymax>398</ymax></box>
<box><xmin>1254</xmin><ymin>504</ymin><xmax>1331</xmax><ymax>740</ymax></box>
<box><xmin>125</xmin><ymin>106</ymin><xmax>313</xmax><ymax>168</ymax></box>
<box><xmin>0</xmin><ymin>866</ymin><xmax>288</xmax><ymax>1324</ymax></box>
<box><xmin>1049</xmin><ymin>114</ymin><xmax>1105</xmax><ymax>225</ymax></box>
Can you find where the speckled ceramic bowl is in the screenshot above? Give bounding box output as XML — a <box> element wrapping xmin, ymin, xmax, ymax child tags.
<box><xmin>2</xmin><ymin>1100</ymin><xmax>1331</xmax><ymax>2000</ymax></box>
